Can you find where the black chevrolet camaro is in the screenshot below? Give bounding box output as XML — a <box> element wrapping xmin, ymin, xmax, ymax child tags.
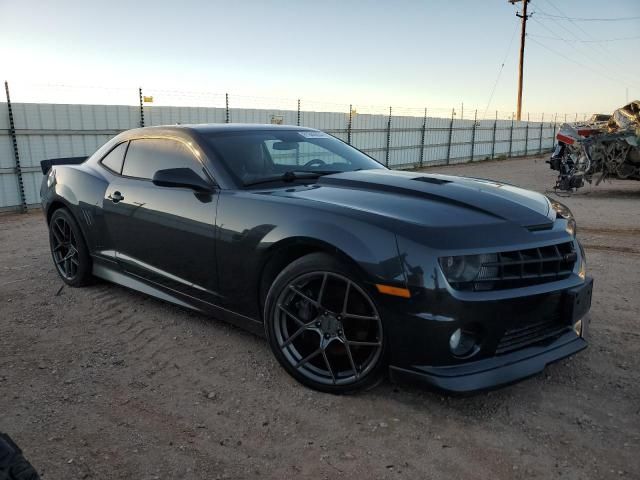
<box><xmin>40</xmin><ymin>124</ymin><xmax>593</xmax><ymax>394</ymax></box>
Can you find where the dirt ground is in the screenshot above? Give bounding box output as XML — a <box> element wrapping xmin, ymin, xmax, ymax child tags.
<box><xmin>1</xmin><ymin>155</ymin><xmax>638</xmax><ymax>479</ymax></box>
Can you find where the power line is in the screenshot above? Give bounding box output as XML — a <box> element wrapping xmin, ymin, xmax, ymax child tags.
<box><xmin>537</xmin><ymin>0</ymin><xmax>639</xmax><ymax>88</ymax></box>
<box><xmin>527</xmin><ymin>33</ymin><xmax>640</xmax><ymax>43</ymax></box>
<box><xmin>483</xmin><ymin>21</ymin><xmax>519</xmax><ymax>119</ymax></box>
<box><xmin>527</xmin><ymin>37</ymin><xmax>640</xmax><ymax>89</ymax></box>
<box><xmin>533</xmin><ymin>12</ymin><xmax>640</xmax><ymax>22</ymax></box>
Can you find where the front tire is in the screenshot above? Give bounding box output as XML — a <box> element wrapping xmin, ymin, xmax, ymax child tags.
<box><xmin>264</xmin><ymin>253</ymin><xmax>387</xmax><ymax>394</ymax></box>
<box><xmin>48</xmin><ymin>208</ymin><xmax>92</xmax><ymax>287</ymax></box>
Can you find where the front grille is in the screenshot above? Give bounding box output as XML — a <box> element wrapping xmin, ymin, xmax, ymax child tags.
<box><xmin>496</xmin><ymin>317</ymin><xmax>570</xmax><ymax>355</ymax></box>
<box><xmin>452</xmin><ymin>242</ymin><xmax>577</xmax><ymax>291</ymax></box>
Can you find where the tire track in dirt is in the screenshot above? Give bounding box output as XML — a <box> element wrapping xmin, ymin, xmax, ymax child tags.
<box><xmin>582</xmin><ymin>244</ymin><xmax>640</xmax><ymax>255</ymax></box>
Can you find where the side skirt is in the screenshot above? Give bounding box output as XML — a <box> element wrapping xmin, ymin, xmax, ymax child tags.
<box><xmin>92</xmin><ymin>259</ymin><xmax>265</xmax><ymax>337</ymax></box>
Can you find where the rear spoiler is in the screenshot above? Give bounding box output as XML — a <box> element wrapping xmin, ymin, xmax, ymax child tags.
<box><xmin>40</xmin><ymin>157</ymin><xmax>87</xmax><ymax>175</ymax></box>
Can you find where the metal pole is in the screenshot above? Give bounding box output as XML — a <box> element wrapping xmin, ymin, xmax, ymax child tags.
<box><xmin>225</xmin><ymin>93</ymin><xmax>230</xmax><ymax>123</ymax></box>
<box><xmin>491</xmin><ymin>110</ymin><xmax>497</xmax><ymax>159</ymax></box>
<box><xmin>385</xmin><ymin>106</ymin><xmax>392</xmax><ymax>167</ymax></box>
<box><xmin>419</xmin><ymin>108</ymin><xmax>427</xmax><ymax>168</ymax></box>
<box><xmin>4</xmin><ymin>81</ymin><xmax>27</xmax><ymax>213</ymax></box>
<box><xmin>297</xmin><ymin>98</ymin><xmax>301</xmax><ymax>126</ymax></box>
<box><xmin>446</xmin><ymin>108</ymin><xmax>455</xmax><ymax>165</ymax></box>
<box><xmin>524</xmin><ymin>113</ymin><xmax>530</xmax><ymax>156</ymax></box>
<box><xmin>552</xmin><ymin>113</ymin><xmax>558</xmax><ymax>149</ymax></box>
<box><xmin>538</xmin><ymin>113</ymin><xmax>544</xmax><ymax>154</ymax></box>
<box><xmin>470</xmin><ymin>109</ymin><xmax>478</xmax><ymax>162</ymax></box>
<box><xmin>347</xmin><ymin>104</ymin><xmax>352</xmax><ymax>145</ymax></box>
<box><xmin>508</xmin><ymin>114</ymin><xmax>514</xmax><ymax>158</ymax></box>
<box><xmin>513</xmin><ymin>0</ymin><xmax>530</xmax><ymax>121</ymax></box>
<box><xmin>138</xmin><ymin>87</ymin><xmax>145</xmax><ymax>127</ymax></box>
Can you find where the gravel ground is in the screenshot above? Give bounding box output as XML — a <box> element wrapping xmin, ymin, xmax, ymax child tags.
<box><xmin>1</xmin><ymin>155</ymin><xmax>638</xmax><ymax>479</ymax></box>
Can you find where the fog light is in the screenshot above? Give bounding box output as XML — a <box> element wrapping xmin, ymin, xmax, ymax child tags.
<box><xmin>449</xmin><ymin>329</ymin><xmax>461</xmax><ymax>350</ymax></box>
<box><xmin>449</xmin><ymin>328</ymin><xmax>478</xmax><ymax>357</ymax></box>
<box><xmin>573</xmin><ymin>319</ymin><xmax>583</xmax><ymax>337</ymax></box>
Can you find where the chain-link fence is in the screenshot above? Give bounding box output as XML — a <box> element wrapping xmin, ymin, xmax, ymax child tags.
<box><xmin>2</xmin><ymin>82</ymin><xmax>582</xmax><ymax>212</ymax></box>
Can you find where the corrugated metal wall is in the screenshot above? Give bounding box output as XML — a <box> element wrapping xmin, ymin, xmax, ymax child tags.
<box><xmin>0</xmin><ymin>102</ymin><xmax>558</xmax><ymax>211</ymax></box>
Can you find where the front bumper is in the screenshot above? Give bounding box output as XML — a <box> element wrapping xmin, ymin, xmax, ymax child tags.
<box><xmin>389</xmin><ymin>329</ymin><xmax>587</xmax><ymax>393</ymax></box>
<box><xmin>384</xmin><ymin>277</ymin><xmax>593</xmax><ymax>394</ymax></box>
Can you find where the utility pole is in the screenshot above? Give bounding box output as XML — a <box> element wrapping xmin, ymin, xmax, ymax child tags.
<box><xmin>510</xmin><ymin>0</ymin><xmax>530</xmax><ymax>121</ymax></box>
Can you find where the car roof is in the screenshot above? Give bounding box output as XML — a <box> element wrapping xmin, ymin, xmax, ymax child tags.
<box><xmin>134</xmin><ymin>123</ymin><xmax>318</xmax><ymax>134</ymax></box>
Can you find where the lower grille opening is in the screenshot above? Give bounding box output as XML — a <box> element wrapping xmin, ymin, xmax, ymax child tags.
<box><xmin>496</xmin><ymin>314</ymin><xmax>571</xmax><ymax>355</ymax></box>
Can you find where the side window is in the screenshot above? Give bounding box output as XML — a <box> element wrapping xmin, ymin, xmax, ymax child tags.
<box><xmin>100</xmin><ymin>142</ymin><xmax>128</xmax><ymax>174</ymax></box>
<box><xmin>122</xmin><ymin>138</ymin><xmax>208</xmax><ymax>181</ymax></box>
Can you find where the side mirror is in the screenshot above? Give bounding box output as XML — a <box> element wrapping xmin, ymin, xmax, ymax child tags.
<box><xmin>152</xmin><ymin>168</ymin><xmax>214</xmax><ymax>193</ymax></box>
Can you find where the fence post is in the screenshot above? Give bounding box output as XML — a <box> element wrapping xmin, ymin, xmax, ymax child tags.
<box><xmin>4</xmin><ymin>81</ymin><xmax>27</xmax><ymax>213</ymax></box>
<box><xmin>470</xmin><ymin>109</ymin><xmax>477</xmax><ymax>162</ymax></box>
<box><xmin>297</xmin><ymin>99</ymin><xmax>301</xmax><ymax>126</ymax></box>
<box><xmin>508</xmin><ymin>114</ymin><xmax>514</xmax><ymax>158</ymax></box>
<box><xmin>446</xmin><ymin>108</ymin><xmax>455</xmax><ymax>165</ymax></box>
<box><xmin>419</xmin><ymin>108</ymin><xmax>427</xmax><ymax>168</ymax></box>
<box><xmin>552</xmin><ymin>113</ymin><xmax>558</xmax><ymax>149</ymax></box>
<box><xmin>524</xmin><ymin>113</ymin><xmax>530</xmax><ymax>157</ymax></box>
<box><xmin>385</xmin><ymin>106</ymin><xmax>392</xmax><ymax>167</ymax></box>
<box><xmin>491</xmin><ymin>110</ymin><xmax>497</xmax><ymax>160</ymax></box>
<box><xmin>347</xmin><ymin>104</ymin><xmax>353</xmax><ymax>145</ymax></box>
<box><xmin>138</xmin><ymin>87</ymin><xmax>145</xmax><ymax>127</ymax></box>
<box><xmin>538</xmin><ymin>113</ymin><xmax>544</xmax><ymax>154</ymax></box>
<box><xmin>225</xmin><ymin>93</ymin><xmax>230</xmax><ymax>123</ymax></box>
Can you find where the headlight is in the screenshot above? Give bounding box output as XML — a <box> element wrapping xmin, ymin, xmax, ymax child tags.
<box><xmin>439</xmin><ymin>253</ymin><xmax>498</xmax><ymax>284</ymax></box>
<box><xmin>548</xmin><ymin>198</ymin><xmax>576</xmax><ymax>236</ymax></box>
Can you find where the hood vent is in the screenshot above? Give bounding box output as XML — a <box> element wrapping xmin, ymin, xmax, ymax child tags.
<box><xmin>412</xmin><ymin>176</ymin><xmax>452</xmax><ymax>185</ymax></box>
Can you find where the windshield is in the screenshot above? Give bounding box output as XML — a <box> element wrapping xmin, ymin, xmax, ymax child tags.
<box><xmin>202</xmin><ymin>130</ymin><xmax>386</xmax><ymax>186</ymax></box>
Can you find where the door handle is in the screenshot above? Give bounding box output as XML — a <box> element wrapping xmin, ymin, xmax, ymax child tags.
<box><xmin>108</xmin><ymin>191</ymin><xmax>124</xmax><ymax>203</ymax></box>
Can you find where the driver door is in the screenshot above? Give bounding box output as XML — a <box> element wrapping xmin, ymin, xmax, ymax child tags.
<box><xmin>102</xmin><ymin>137</ymin><xmax>220</xmax><ymax>304</ymax></box>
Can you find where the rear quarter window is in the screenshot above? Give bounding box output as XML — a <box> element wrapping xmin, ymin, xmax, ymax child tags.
<box><xmin>100</xmin><ymin>142</ymin><xmax>128</xmax><ymax>174</ymax></box>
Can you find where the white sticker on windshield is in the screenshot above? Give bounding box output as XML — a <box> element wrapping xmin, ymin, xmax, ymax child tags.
<box><xmin>298</xmin><ymin>131</ymin><xmax>331</xmax><ymax>139</ymax></box>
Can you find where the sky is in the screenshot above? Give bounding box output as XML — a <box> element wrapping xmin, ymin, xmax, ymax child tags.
<box><xmin>1</xmin><ymin>0</ymin><xmax>639</xmax><ymax>119</ymax></box>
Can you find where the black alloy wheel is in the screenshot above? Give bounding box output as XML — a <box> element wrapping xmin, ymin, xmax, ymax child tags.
<box><xmin>265</xmin><ymin>253</ymin><xmax>386</xmax><ymax>393</ymax></box>
<box><xmin>48</xmin><ymin>208</ymin><xmax>92</xmax><ymax>287</ymax></box>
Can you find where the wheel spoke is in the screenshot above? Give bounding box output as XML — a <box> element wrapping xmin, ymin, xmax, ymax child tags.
<box><xmin>342</xmin><ymin>339</ymin><xmax>359</xmax><ymax>379</ymax></box>
<box><xmin>341</xmin><ymin>281</ymin><xmax>351</xmax><ymax>314</ymax></box>
<box><xmin>278</xmin><ymin>304</ymin><xmax>305</xmax><ymax>327</ymax></box>
<box><xmin>289</xmin><ymin>285</ymin><xmax>319</xmax><ymax>307</ymax></box>
<box><xmin>347</xmin><ymin>340</ymin><xmax>381</xmax><ymax>347</ymax></box>
<box><xmin>55</xmin><ymin>220</ymin><xmax>66</xmax><ymax>242</ymax></box>
<box><xmin>343</xmin><ymin>313</ymin><xmax>378</xmax><ymax>321</ymax></box>
<box><xmin>317</xmin><ymin>273</ymin><xmax>328</xmax><ymax>306</ymax></box>
<box><xmin>51</xmin><ymin>227</ymin><xmax>63</xmax><ymax>244</ymax></box>
<box><xmin>280</xmin><ymin>323</ymin><xmax>312</xmax><ymax>349</ymax></box>
<box><xmin>295</xmin><ymin>348</ymin><xmax>322</xmax><ymax>369</ymax></box>
<box><xmin>322</xmin><ymin>350</ymin><xmax>336</xmax><ymax>384</ymax></box>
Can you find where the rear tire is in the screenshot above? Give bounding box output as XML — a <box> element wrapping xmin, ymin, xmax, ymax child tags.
<box><xmin>48</xmin><ymin>208</ymin><xmax>93</xmax><ymax>287</ymax></box>
<box><xmin>264</xmin><ymin>253</ymin><xmax>387</xmax><ymax>394</ymax></box>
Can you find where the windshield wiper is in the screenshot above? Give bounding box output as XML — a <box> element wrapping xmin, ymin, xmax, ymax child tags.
<box><xmin>243</xmin><ymin>170</ymin><xmax>341</xmax><ymax>187</ymax></box>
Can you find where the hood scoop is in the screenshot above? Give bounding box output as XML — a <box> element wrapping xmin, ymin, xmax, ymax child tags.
<box><xmin>412</xmin><ymin>176</ymin><xmax>452</xmax><ymax>185</ymax></box>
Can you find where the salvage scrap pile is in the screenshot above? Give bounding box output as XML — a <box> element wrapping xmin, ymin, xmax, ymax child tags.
<box><xmin>548</xmin><ymin>101</ymin><xmax>640</xmax><ymax>191</ymax></box>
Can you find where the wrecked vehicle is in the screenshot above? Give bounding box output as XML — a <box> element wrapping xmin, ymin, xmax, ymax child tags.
<box><xmin>548</xmin><ymin>101</ymin><xmax>640</xmax><ymax>191</ymax></box>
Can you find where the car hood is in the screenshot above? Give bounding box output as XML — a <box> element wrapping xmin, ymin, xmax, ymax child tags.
<box><xmin>268</xmin><ymin>169</ymin><xmax>554</xmax><ymax>229</ymax></box>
